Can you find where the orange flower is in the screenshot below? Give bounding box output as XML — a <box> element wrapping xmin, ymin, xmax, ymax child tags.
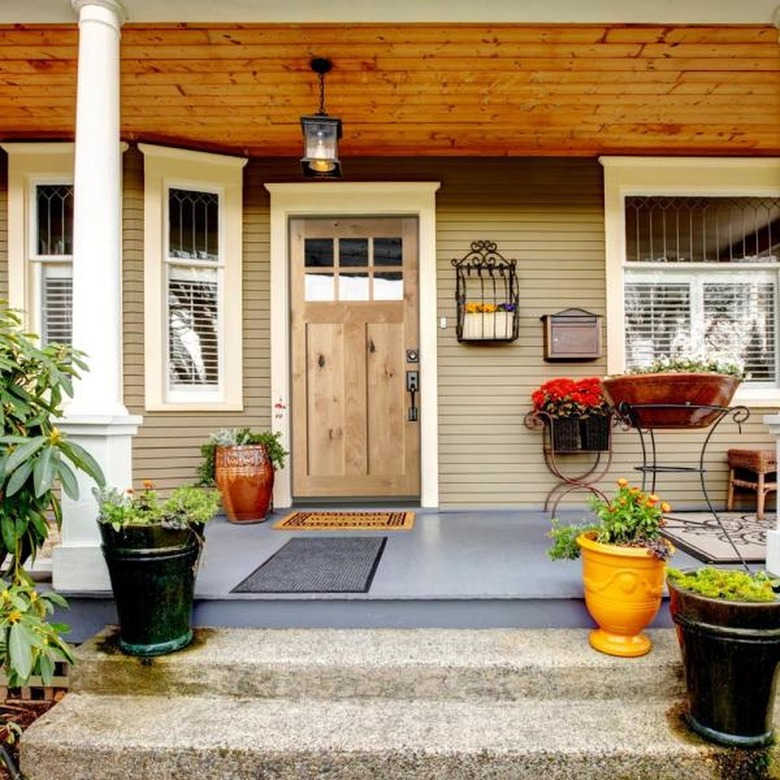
<box><xmin>617</xmin><ymin>478</ymin><xmax>628</xmax><ymax>487</ymax></box>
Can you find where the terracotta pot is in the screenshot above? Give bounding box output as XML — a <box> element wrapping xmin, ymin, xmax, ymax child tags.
<box><xmin>668</xmin><ymin>577</ymin><xmax>780</xmax><ymax>747</ymax></box>
<box><xmin>215</xmin><ymin>444</ymin><xmax>274</xmax><ymax>523</ymax></box>
<box><xmin>602</xmin><ymin>373</ymin><xmax>741</xmax><ymax>429</ymax></box>
<box><xmin>577</xmin><ymin>531</ymin><xmax>668</xmax><ymax>657</ymax></box>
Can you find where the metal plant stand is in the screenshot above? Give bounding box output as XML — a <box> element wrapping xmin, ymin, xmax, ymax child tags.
<box><xmin>615</xmin><ymin>402</ymin><xmax>752</xmax><ymax>570</ymax></box>
<box><xmin>525</xmin><ymin>410</ymin><xmax>612</xmax><ymax>514</ymax></box>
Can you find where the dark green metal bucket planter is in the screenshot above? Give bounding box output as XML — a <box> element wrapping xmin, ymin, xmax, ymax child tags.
<box><xmin>668</xmin><ymin>578</ymin><xmax>780</xmax><ymax>747</ymax></box>
<box><xmin>100</xmin><ymin>524</ymin><xmax>203</xmax><ymax>657</ymax></box>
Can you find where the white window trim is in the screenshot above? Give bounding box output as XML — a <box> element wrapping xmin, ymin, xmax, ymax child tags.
<box><xmin>265</xmin><ymin>182</ymin><xmax>441</xmax><ymax>509</ymax></box>
<box><xmin>600</xmin><ymin>156</ymin><xmax>780</xmax><ymax>407</ymax></box>
<box><xmin>1</xmin><ymin>142</ymin><xmax>75</xmax><ymax>336</ymax></box>
<box><xmin>140</xmin><ymin>143</ymin><xmax>247</xmax><ymax>411</ymax></box>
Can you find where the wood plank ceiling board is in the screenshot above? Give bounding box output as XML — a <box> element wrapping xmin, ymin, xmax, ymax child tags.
<box><xmin>0</xmin><ymin>22</ymin><xmax>778</xmax><ymax>157</ymax></box>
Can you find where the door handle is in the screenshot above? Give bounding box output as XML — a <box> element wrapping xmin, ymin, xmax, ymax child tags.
<box><xmin>406</xmin><ymin>370</ymin><xmax>419</xmax><ymax>422</ymax></box>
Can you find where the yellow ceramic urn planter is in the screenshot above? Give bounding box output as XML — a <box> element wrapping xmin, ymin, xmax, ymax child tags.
<box><xmin>577</xmin><ymin>531</ymin><xmax>669</xmax><ymax>657</ymax></box>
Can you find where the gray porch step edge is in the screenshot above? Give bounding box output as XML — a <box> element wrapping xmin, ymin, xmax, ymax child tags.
<box><xmin>74</xmin><ymin>626</ymin><xmax>684</xmax><ymax>700</ymax></box>
<box><xmin>22</xmin><ymin>692</ymin><xmax>779</xmax><ymax>780</ymax></box>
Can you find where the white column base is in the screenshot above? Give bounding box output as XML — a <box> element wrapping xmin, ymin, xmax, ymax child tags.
<box><xmin>52</xmin><ymin>545</ymin><xmax>111</xmax><ymax>592</ymax></box>
<box><xmin>52</xmin><ymin>413</ymin><xmax>141</xmax><ymax>592</ymax></box>
<box><xmin>766</xmin><ymin>529</ymin><xmax>780</xmax><ymax>577</ymax></box>
<box><xmin>762</xmin><ymin>414</ymin><xmax>780</xmax><ymax>576</ymax></box>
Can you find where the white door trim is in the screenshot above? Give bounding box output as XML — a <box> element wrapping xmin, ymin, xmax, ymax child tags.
<box><xmin>265</xmin><ymin>182</ymin><xmax>441</xmax><ymax>508</ymax></box>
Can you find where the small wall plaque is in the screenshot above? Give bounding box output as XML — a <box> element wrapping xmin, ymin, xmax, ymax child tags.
<box><xmin>541</xmin><ymin>308</ymin><xmax>602</xmax><ymax>361</ymax></box>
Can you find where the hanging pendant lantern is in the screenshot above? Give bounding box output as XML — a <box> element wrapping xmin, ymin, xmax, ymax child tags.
<box><xmin>300</xmin><ymin>57</ymin><xmax>342</xmax><ymax>178</ymax></box>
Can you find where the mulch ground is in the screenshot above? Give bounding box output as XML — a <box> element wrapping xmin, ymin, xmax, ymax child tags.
<box><xmin>0</xmin><ymin>698</ymin><xmax>60</xmax><ymax>779</ymax></box>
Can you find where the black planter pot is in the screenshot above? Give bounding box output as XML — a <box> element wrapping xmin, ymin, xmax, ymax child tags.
<box><xmin>99</xmin><ymin>524</ymin><xmax>203</xmax><ymax>657</ymax></box>
<box><xmin>668</xmin><ymin>578</ymin><xmax>780</xmax><ymax>747</ymax></box>
<box><xmin>550</xmin><ymin>416</ymin><xmax>581</xmax><ymax>452</ymax></box>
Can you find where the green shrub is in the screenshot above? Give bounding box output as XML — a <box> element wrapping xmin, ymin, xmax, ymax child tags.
<box><xmin>0</xmin><ymin>305</ymin><xmax>105</xmax><ymax>685</ymax></box>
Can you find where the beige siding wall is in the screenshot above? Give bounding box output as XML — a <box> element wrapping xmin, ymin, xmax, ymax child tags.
<box><xmin>114</xmin><ymin>153</ymin><xmax>774</xmax><ymax>508</ymax></box>
<box><xmin>0</xmin><ymin>151</ymin><xmax>7</xmax><ymax>300</ymax></box>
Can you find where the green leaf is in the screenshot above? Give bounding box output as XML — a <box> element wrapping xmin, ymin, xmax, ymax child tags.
<box><xmin>5</xmin><ymin>458</ymin><xmax>33</xmax><ymax>497</ymax></box>
<box><xmin>8</xmin><ymin>623</ymin><xmax>34</xmax><ymax>682</ymax></box>
<box><xmin>33</xmin><ymin>444</ymin><xmax>56</xmax><ymax>498</ymax></box>
<box><xmin>4</xmin><ymin>436</ymin><xmax>46</xmax><ymax>476</ymax></box>
<box><xmin>37</xmin><ymin>653</ymin><xmax>54</xmax><ymax>685</ymax></box>
<box><xmin>57</xmin><ymin>460</ymin><xmax>79</xmax><ymax>500</ymax></box>
<box><xmin>60</xmin><ymin>440</ymin><xmax>105</xmax><ymax>486</ymax></box>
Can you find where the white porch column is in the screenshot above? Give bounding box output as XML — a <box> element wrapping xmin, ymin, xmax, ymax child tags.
<box><xmin>54</xmin><ymin>0</ymin><xmax>141</xmax><ymax>592</ymax></box>
<box><xmin>762</xmin><ymin>414</ymin><xmax>780</xmax><ymax>576</ymax></box>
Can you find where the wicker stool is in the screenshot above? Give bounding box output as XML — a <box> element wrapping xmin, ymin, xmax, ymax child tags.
<box><xmin>726</xmin><ymin>448</ymin><xmax>777</xmax><ymax>520</ymax></box>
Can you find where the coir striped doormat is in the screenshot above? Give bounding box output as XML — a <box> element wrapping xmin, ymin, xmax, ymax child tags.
<box><xmin>273</xmin><ymin>510</ymin><xmax>414</xmax><ymax>531</ymax></box>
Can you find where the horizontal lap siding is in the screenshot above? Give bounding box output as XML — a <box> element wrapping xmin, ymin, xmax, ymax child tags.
<box><xmin>0</xmin><ymin>151</ymin><xmax>7</xmax><ymax>299</ymax></box>
<box><xmin>119</xmin><ymin>154</ymin><xmax>773</xmax><ymax>508</ymax></box>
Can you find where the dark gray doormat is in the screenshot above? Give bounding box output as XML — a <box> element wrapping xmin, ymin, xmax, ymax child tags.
<box><xmin>231</xmin><ymin>537</ymin><xmax>387</xmax><ymax>593</ymax></box>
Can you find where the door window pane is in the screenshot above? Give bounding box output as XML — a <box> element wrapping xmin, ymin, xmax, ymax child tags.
<box><xmin>339</xmin><ymin>272</ymin><xmax>370</xmax><ymax>300</ymax></box>
<box><xmin>339</xmin><ymin>238</ymin><xmax>368</xmax><ymax>267</ymax></box>
<box><xmin>305</xmin><ymin>272</ymin><xmax>336</xmax><ymax>301</ymax></box>
<box><xmin>374</xmin><ymin>271</ymin><xmax>404</xmax><ymax>301</ymax></box>
<box><xmin>305</xmin><ymin>238</ymin><xmax>334</xmax><ymax>268</ymax></box>
<box><xmin>374</xmin><ymin>237</ymin><xmax>402</xmax><ymax>266</ymax></box>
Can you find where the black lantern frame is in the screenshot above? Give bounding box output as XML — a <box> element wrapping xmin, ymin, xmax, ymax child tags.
<box><xmin>300</xmin><ymin>57</ymin><xmax>342</xmax><ymax>178</ymax></box>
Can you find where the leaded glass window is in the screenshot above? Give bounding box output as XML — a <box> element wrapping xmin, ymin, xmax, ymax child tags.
<box><xmin>166</xmin><ymin>188</ymin><xmax>221</xmax><ymax>389</ymax></box>
<box><xmin>624</xmin><ymin>196</ymin><xmax>780</xmax><ymax>384</ymax></box>
<box><xmin>35</xmin><ymin>184</ymin><xmax>73</xmax><ymax>346</ymax></box>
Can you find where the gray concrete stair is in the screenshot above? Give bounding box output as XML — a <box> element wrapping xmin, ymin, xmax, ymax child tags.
<box><xmin>20</xmin><ymin>627</ymin><xmax>780</xmax><ymax>779</ymax></box>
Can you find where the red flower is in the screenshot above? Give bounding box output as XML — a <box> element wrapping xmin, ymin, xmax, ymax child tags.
<box><xmin>531</xmin><ymin>377</ymin><xmax>610</xmax><ymax>418</ymax></box>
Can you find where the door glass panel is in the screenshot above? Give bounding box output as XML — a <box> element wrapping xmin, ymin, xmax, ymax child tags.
<box><xmin>339</xmin><ymin>238</ymin><xmax>368</xmax><ymax>267</ymax></box>
<box><xmin>304</xmin><ymin>238</ymin><xmax>334</xmax><ymax>267</ymax></box>
<box><xmin>374</xmin><ymin>271</ymin><xmax>404</xmax><ymax>301</ymax></box>
<box><xmin>374</xmin><ymin>237</ymin><xmax>402</xmax><ymax>267</ymax></box>
<box><xmin>305</xmin><ymin>272</ymin><xmax>336</xmax><ymax>301</ymax></box>
<box><xmin>339</xmin><ymin>272</ymin><xmax>370</xmax><ymax>301</ymax></box>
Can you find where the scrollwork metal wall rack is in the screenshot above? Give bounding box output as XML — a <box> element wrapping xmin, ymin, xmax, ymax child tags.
<box><xmin>452</xmin><ymin>240</ymin><xmax>519</xmax><ymax>343</ymax></box>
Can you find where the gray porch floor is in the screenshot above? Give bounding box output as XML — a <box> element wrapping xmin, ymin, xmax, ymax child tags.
<box><xmin>62</xmin><ymin>507</ymin><xmax>705</xmax><ymax>642</ymax></box>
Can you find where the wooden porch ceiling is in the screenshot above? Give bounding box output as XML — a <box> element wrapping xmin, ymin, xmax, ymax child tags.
<box><xmin>0</xmin><ymin>22</ymin><xmax>779</xmax><ymax>158</ymax></box>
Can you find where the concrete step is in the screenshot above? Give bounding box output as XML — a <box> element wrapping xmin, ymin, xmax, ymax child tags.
<box><xmin>21</xmin><ymin>627</ymin><xmax>779</xmax><ymax>780</ymax></box>
<box><xmin>21</xmin><ymin>691</ymin><xmax>780</xmax><ymax>780</ymax></box>
<box><xmin>72</xmin><ymin>626</ymin><xmax>685</xmax><ymax>700</ymax></box>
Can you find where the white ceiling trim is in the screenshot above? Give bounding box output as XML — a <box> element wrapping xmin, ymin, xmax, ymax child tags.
<box><xmin>2</xmin><ymin>0</ymin><xmax>779</xmax><ymax>25</ymax></box>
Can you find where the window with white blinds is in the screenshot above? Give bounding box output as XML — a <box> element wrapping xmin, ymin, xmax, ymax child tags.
<box><xmin>624</xmin><ymin>195</ymin><xmax>780</xmax><ymax>385</ymax></box>
<box><xmin>35</xmin><ymin>183</ymin><xmax>73</xmax><ymax>346</ymax></box>
<box><xmin>141</xmin><ymin>143</ymin><xmax>245</xmax><ymax>410</ymax></box>
<box><xmin>166</xmin><ymin>188</ymin><xmax>221</xmax><ymax>391</ymax></box>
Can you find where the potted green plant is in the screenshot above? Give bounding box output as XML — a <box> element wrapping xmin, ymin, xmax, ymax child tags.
<box><xmin>531</xmin><ymin>377</ymin><xmax>611</xmax><ymax>452</ymax></box>
<box><xmin>548</xmin><ymin>478</ymin><xmax>674</xmax><ymax>657</ymax></box>
<box><xmin>94</xmin><ymin>480</ymin><xmax>221</xmax><ymax>657</ymax></box>
<box><xmin>666</xmin><ymin>566</ymin><xmax>780</xmax><ymax>747</ymax></box>
<box><xmin>602</xmin><ymin>355</ymin><xmax>745</xmax><ymax>429</ymax></box>
<box><xmin>0</xmin><ymin>306</ymin><xmax>104</xmax><ymax>686</ymax></box>
<box><xmin>197</xmin><ymin>427</ymin><xmax>287</xmax><ymax>524</ymax></box>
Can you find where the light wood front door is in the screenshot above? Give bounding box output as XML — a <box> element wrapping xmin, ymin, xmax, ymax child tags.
<box><xmin>290</xmin><ymin>217</ymin><xmax>420</xmax><ymax>499</ymax></box>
